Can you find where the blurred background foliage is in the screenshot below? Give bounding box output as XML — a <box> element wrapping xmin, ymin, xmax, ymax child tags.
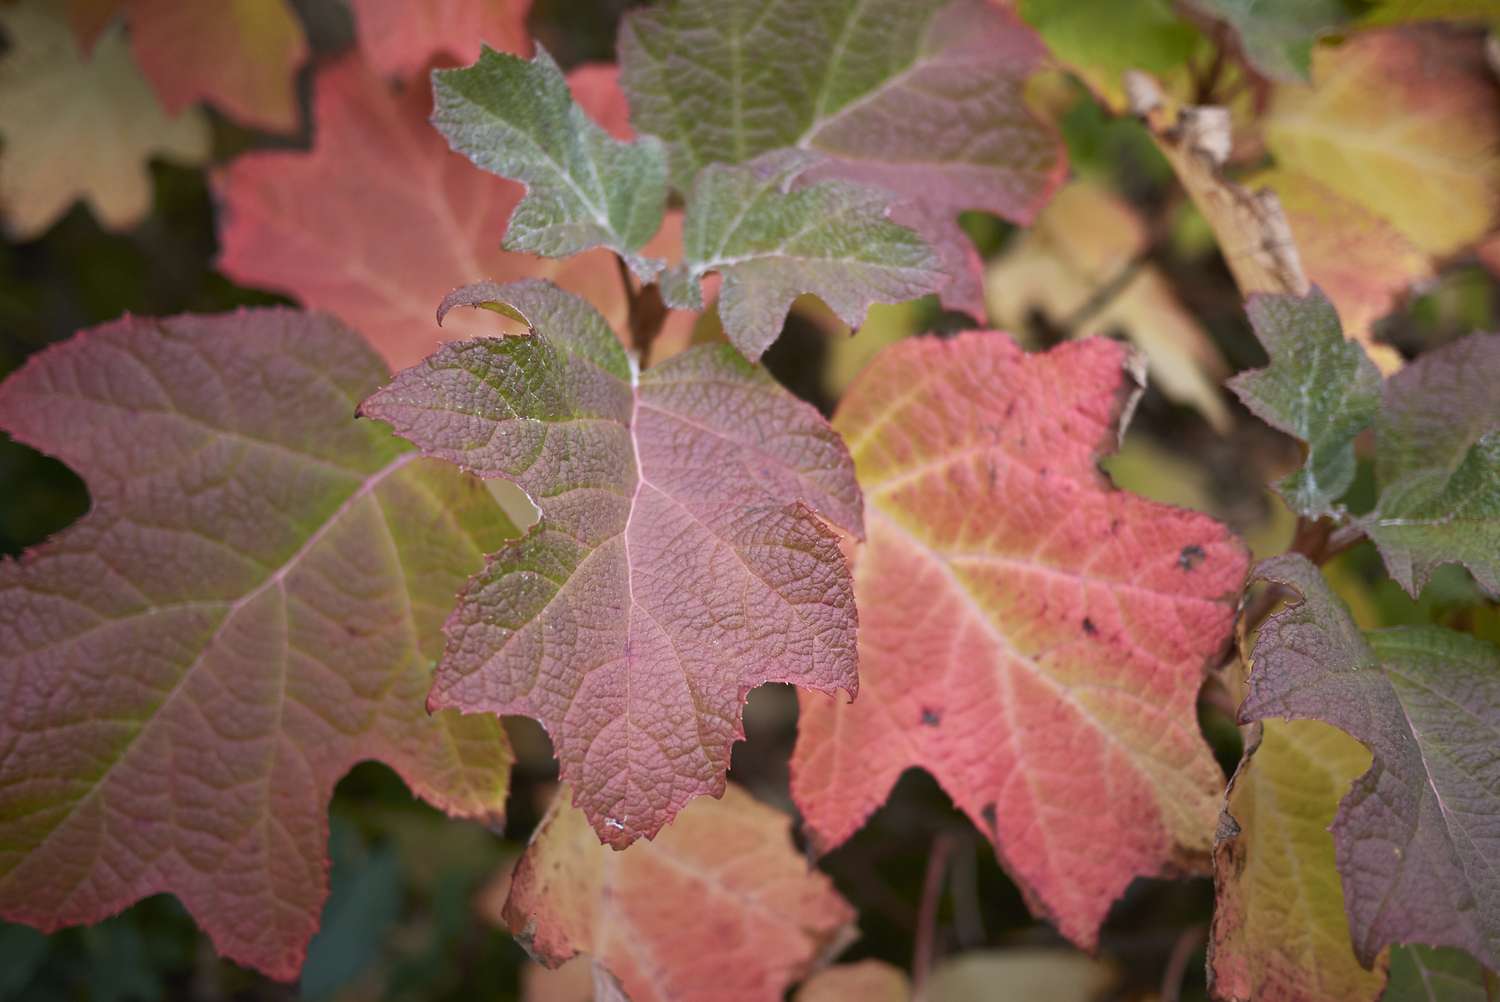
<box><xmin>0</xmin><ymin>0</ymin><xmax>1496</xmax><ymax>999</ymax></box>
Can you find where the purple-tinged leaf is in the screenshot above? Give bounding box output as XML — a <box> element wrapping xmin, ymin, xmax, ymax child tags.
<box><xmin>619</xmin><ymin>0</ymin><xmax>1065</xmax><ymax>318</ymax></box>
<box><xmin>360</xmin><ymin>279</ymin><xmax>862</xmax><ymax>848</ymax></box>
<box><xmin>0</xmin><ymin>311</ymin><xmax>516</xmax><ymax>979</ymax></box>
<box><xmin>1362</xmin><ymin>333</ymin><xmax>1500</xmax><ymax>597</ymax></box>
<box><xmin>1243</xmin><ymin>554</ymin><xmax>1500</xmax><ymax>970</ymax></box>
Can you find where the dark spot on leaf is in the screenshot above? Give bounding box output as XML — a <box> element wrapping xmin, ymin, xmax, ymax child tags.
<box><xmin>1109</xmin><ymin>518</ymin><xmax>1121</xmax><ymax>535</ymax></box>
<box><xmin>920</xmin><ymin>707</ymin><xmax>941</xmax><ymax>727</ymax></box>
<box><xmin>980</xmin><ymin>802</ymin><xmax>999</xmax><ymax>837</ymax></box>
<box><xmin>1178</xmin><ymin>544</ymin><xmax>1206</xmax><ymax>571</ymax></box>
<box><xmin>1082</xmin><ymin>617</ymin><xmax>1097</xmax><ymax>636</ymax></box>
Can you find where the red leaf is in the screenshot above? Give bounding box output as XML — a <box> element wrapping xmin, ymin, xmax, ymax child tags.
<box><xmin>125</xmin><ymin>0</ymin><xmax>309</xmax><ymax>133</ymax></box>
<box><xmin>504</xmin><ymin>784</ymin><xmax>855</xmax><ymax>1002</ymax></box>
<box><xmin>216</xmin><ymin>56</ymin><xmax>695</xmax><ymax>373</ymax></box>
<box><xmin>350</xmin><ymin>0</ymin><xmax>533</xmax><ymax>80</ymax></box>
<box><xmin>361</xmin><ymin>280</ymin><xmax>862</xmax><ymax>847</ymax></box>
<box><xmin>0</xmin><ymin>311</ymin><xmax>515</xmax><ymax>979</ymax></box>
<box><xmin>790</xmin><ymin>333</ymin><xmax>1247</xmax><ymax>947</ymax></box>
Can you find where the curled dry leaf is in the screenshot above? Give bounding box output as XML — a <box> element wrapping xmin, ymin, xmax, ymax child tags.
<box><xmin>1210</xmin><ymin>718</ymin><xmax>1386</xmax><ymax>1002</ymax></box>
<box><xmin>505</xmin><ymin>784</ymin><xmax>854</xmax><ymax>1002</ymax></box>
<box><xmin>791</xmin><ymin>332</ymin><xmax>1247</xmax><ymax>948</ymax></box>
<box><xmin>0</xmin><ymin>311</ymin><xmax>516</xmax><ymax>980</ymax></box>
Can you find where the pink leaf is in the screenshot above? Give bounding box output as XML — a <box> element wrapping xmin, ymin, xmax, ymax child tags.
<box><xmin>360</xmin><ymin>280</ymin><xmax>862</xmax><ymax>847</ymax></box>
<box><xmin>791</xmin><ymin>333</ymin><xmax>1247</xmax><ymax>947</ymax></box>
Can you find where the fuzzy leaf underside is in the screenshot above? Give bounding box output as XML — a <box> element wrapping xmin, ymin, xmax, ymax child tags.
<box><xmin>1228</xmin><ymin>288</ymin><xmax>1382</xmax><ymax>519</ymax></box>
<box><xmin>360</xmin><ymin>280</ymin><xmax>863</xmax><ymax>847</ymax></box>
<box><xmin>661</xmin><ymin>150</ymin><xmax>945</xmax><ymax>362</ymax></box>
<box><xmin>433</xmin><ymin>45</ymin><xmax>668</xmax><ymax>280</ymax></box>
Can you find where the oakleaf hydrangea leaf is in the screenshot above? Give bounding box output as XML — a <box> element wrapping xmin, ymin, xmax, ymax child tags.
<box><xmin>0</xmin><ymin>0</ymin><xmax>209</xmax><ymax>238</ymax></box>
<box><xmin>660</xmin><ymin>150</ymin><xmax>944</xmax><ymax>362</ymax></box>
<box><xmin>1228</xmin><ymin>288</ymin><xmax>1382</xmax><ymax>519</ymax></box>
<box><xmin>1244</xmin><ymin>555</ymin><xmax>1500</xmax><ymax>970</ymax></box>
<box><xmin>433</xmin><ymin>46</ymin><xmax>668</xmax><ymax>281</ymax></box>
<box><xmin>360</xmin><ymin>280</ymin><xmax>862</xmax><ymax>847</ymax></box>
<box><xmin>1265</xmin><ymin>26</ymin><xmax>1500</xmax><ymax>257</ymax></box>
<box><xmin>1209</xmin><ymin>719</ymin><xmax>1386</xmax><ymax>1002</ymax></box>
<box><xmin>124</xmin><ymin>0</ymin><xmax>308</xmax><ymax>133</ymax></box>
<box><xmin>504</xmin><ymin>784</ymin><xmax>854</xmax><ymax>1002</ymax></box>
<box><xmin>619</xmin><ymin>0</ymin><xmax>1065</xmax><ymax>317</ymax></box>
<box><xmin>217</xmin><ymin>57</ymin><xmax>697</xmax><ymax>373</ymax></box>
<box><xmin>0</xmin><ymin>311</ymin><xmax>517</xmax><ymax>980</ymax></box>
<box><xmin>790</xmin><ymin>333</ymin><xmax>1247</xmax><ymax>947</ymax></box>
<box><xmin>1362</xmin><ymin>332</ymin><xmax>1500</xmax><ymax>597</ymax></box>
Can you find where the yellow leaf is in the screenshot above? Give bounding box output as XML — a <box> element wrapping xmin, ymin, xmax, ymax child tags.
<box><xmin>1265</xmin><ymin>27</ymin><xmax>1500</xmax><ymax>257</ymax></box>
<box><xmin>1210</xmin><ymin>719</ymin><xmax>1387</xmax><ymax>1002</ymax></box>
<box><xmin>1256</xmin><ymin>168</ymin><xmax>1430</xmax><ymax>373</ymax></box>
<box><xmin>0</xmin><ymin>0</ymin><xmax>208</xmax><ymax>238</ymax></box>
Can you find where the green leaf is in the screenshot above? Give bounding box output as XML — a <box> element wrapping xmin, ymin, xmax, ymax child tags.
<box><xmin>660</xmin><ymin>150</ymin><xmax>944</xmax><ymax>361</ymax></box>
<box><xmin>619</xmin><ymin>0</ymin><xmax>1064</xmax><ymax>318</ymax></box>
<box><xmin>1018</xmin><ymin>0</ymin><xmax>1203</xmax><ymax>108</ymax></box>
<box><xmin>432</xmin><ymin>45</ymin><xmax>668</xmax><ymax>280</ymax></box>
<box><xmin>1363</xmin><ymin>333</ymin><xmax>1500</xmax><ymax>596</ymax></box>
<box><xmin>1228</xmin><ymin>288</ymin><xmax>1382</xmax><ymax>518</ymax></box>
<box><xmin>1183</xmin><ymin>0</ymin><xmax>1354</xmax><ymax>80</ymax></box>
<box><xmin>1385</xmin><ymin>945</ymin><xmax>1496</xmax><ymax>1001</ymax></box>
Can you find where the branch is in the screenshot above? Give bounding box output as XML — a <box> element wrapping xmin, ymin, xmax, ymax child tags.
<box><xmin>616</xmin><ymin>255</ymin><xmax>669</xmax><ymax>359</ymax></box>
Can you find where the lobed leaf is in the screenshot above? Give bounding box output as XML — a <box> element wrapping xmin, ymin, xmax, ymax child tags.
<box><xmin>660</xmin><ymin>150</ymin><xmax>944</xmax><ymax>362</ymax></box>
<box><xmin>1209</xmin><ymin>718</ymin><xmax>1386</xmax><ymax>1002</ymax></box>
<box><xmin>0</xmin><ymin>0</ymin><xmax>209</xmax><ymax>238</ymax></box>
<box><xmin>504</xmin><ymin>784</ymin><xmax>854</xmax><ymax>1002</ymax></box>
<box><xmin>124</xmin><ymin>0</ymin><xmax>308</xmax><ymax>133</ymax></box>
<box><xmin>0</xmin><ymin>311</ymin><xmax>517</xmax><ymax>979</ymax></box>
<box><xmin>620</xmin><ymin>0</ymin><xmax>1065</xmax><ymax>317</ymax></box>
<box><xmin>360</xmin><ymin>280</ymin><xmax>862</xmax><ymax>847</ymax></box>
<box><xmin>1228</xmin><ymin>288</ymin><xmax>1382</xmax><ymax>519</ymax></box>
<box><xmin>432</xmin><ymin>46</ymin><xmax>668</xmax><ymax>280</ymax></box>
<box><xmin>1244</xmin><ymin>555</ymin><xmax>1500</xmax><ymax>970</ymax></box>
<box><xmin>790</xmin><ymin>333</ymin><xmax>1247</xmax><ymax>947</ymax></box>
<box><xmin>1264</xmin><ymin>26</ymin><xmax>1500</xmax><ymax>257</ymax></box>
<box><xmin>1363</xmin><ymin>333</ymin><xmax>1500</xmax><ymax>597</ymax></box>
<box><xmin>216</xmin><ymin>57</ymin><xmax>695</xmax><ymax>373</ymax></box>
